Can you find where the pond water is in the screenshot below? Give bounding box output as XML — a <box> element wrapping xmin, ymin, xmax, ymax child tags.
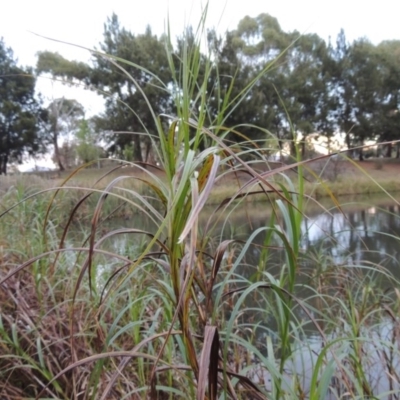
<box><xmin>251</xmin><ymin>320</ymin><xmax>400</xmax><ymax>399</ymax></box>
<box><xmin>100</xmin><ymin>195</ymin><xmax>400</xmax><ymax>278</ymax></box>
<box><xmin>85</xmin><ymin>193</ymin><xmax>400</xmax><ymax>399</ymax></box>
<box><xmin>223</xmin><ymin>196</ymin><xmax>400</xmax><ymax>278</ymax></box>
<box><xmin>302</xmin><ymin>200</ymin><xmax>400</xmax><ymax>278</ymax></box>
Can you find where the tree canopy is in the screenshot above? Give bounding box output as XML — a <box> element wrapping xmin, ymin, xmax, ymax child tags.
<box><xmin>0</xmin><ymin>39</ymin><xmax>41</xmax><ymax>174</ymax></box>
<box><xmin>39</xmin><ymin>98</ymin><xmax>85</xmax><ymax>170</ymax></box>
<box><xmin>2</xmin><ymin>13</ymin><xmax>400</xmax><ymax>173</ymax></box>
<box><xmin>35</xmin><ymin>14</ymin><xmax>400</xmax><ymax>163</ymax></box>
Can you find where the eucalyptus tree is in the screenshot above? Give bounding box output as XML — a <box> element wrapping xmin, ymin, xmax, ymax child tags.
<box><xmin>0</xmin><ymin>39</ymin><xmax>41</xmax><ymax>174</ymax></box>
<box><xmin>375</xmin><ymin>40</ymin><xmax>400</xmax><ymax>156</ymax></box>
<box><xmin>212</xmin><ymin>14</ymin><xmax>334</xmax><ymax>158</ymax></box>
<box><xmin>345</xmin><ymin>39</ymin><xmax>382</xmax><ymax>159</ymax></box>
<box><xmin>206</xmin><ymin>29</ymin><xmax>245</xmax><ymax>130</ymax></box>
<box><xmin>75</xmin><ymin>119</ymin><xmax>104</xmax><ymax>165</ymax></box>
<box><xmin>91</xmin><ymin>14</ymin><xmax>173</xmax><ymax>162</ymax></box>
<box><xmin>330</xmin><ymin>29</ymin><xmax>353</xmax><ymax>151</ymax></box>
<box><xmin>41</xmin><ymin>98</ymin><xmax>85</xmax><ymax>170</ymax></box>
<box><xmin>37</xmin><ymin>15</ymin><xmax>173</xmax><ymax>163</ymax></box>
<box><xmin>209</xmin><ymin>14</ymin><xmax>291</xmax><ymax>151</ymax></box>
<box><xmin>273</xmin><ymin>31</ymin><xmax>334</xmax><ymax>157</ymax></box>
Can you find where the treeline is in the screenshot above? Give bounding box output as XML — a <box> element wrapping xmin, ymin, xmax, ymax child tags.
<box><xmin>1</xmin><ymin>13</ymin><xmax>400</xmax><ymax>174</ymax></box>
<box><xmin>0</xmin><ymin>42</ymin><xmax>103</xmax><ymax>174</ymax></box>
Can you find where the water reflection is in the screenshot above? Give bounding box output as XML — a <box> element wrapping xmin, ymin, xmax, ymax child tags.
<box><xmin>97</xmin><ymin>196</ymin><xmax>400</xmax><ymax>280</ymax></box>
<box><xmin>250</xmin><ymin>319</ymin><xmax>400</xmax><ymax>399</ymax></box>
<box><xmin>300</xmin><ymin>202</ymin><xmax>400</xmax><ymax>277</ymax></box>
<box><xmin>192</xmin><ymin>198</ymin><xmax>400</xmax><ymax>277</ymax></box>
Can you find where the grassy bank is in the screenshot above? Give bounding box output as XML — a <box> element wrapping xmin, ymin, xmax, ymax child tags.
<box><xmin>2</xmin><ymin>157</ymin><xmax>399</xmax><ymax>217</ymax></box>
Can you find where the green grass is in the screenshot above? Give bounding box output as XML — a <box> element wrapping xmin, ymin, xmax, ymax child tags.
<box><xmin>1</xmin><ymin>6</ymin><xmax>400</xmax><ymax>400</ymax></box>
<box><xmin>17</xmin><ymin>156</ymin><xmax>400</xmax><ymax>209</ymax></box>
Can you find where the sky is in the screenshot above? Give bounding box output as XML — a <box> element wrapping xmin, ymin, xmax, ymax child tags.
<box><xmin>1</xmin><ymin>0</ymin><xmax>400</xmax><ymax>169</ymax></box>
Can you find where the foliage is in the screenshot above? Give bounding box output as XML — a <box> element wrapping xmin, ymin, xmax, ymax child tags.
<box><xmin>36</xmin><ymin>50</ymin><xmax>91</xmax><ymax>83</ymax></box>
<box><xmin>75</xmin><ymin>119</ymin><xmax>104</xmax><ymax>164</ymax></box>
<box><xmin>40</xmin><ymin>98</ymin><xmax>85</xmax><ymax>170</ymax></box>
<box><xmin>122</xmin><ymin>143</ymin><xmax>134</xmax><ymax>162</ymax></box>
<box><xmin>0</xmin><ymin>38</ymin><xmax>41</xmax><ymax>175</ymax></box>
<box><xmin>51</xmin><ymin>140</ymin><xmax>78</xmax><ymax>169</ymax></box>
<box><xmin>36</xmin><ymin>15</ymin><xmax>400</xmax><ymax>163</ymax></box>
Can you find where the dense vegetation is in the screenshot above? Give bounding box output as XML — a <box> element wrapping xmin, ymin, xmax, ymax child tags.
<box><xmin>34</xmin><ymin>13</ymin><xmax>400</xmax><ymax>162</ymax></box>
<box><xmin>1</xmin><ymin>8</ymin><xmax>400</xmax><ymax>400</ymax></box>
<box><xmin>0</xmin><ymin>40</ymin><xmax>41</xmax><ymax>174</ymax></box>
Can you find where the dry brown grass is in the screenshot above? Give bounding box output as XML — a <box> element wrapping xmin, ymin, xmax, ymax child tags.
<box><xmin>0</xmin><ymin>263</ymin><xmax>132</xmax><ymax>399</ymax></box>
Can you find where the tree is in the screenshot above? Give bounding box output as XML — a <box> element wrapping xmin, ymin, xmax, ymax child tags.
<box><xmin>330</xmin><ymin>29</ymin><xmax>354</xmax><ymax>151</ymax></box>
<box><xmin>332</xmin><ymin>33</ymin><xmax>383</xmax><ymax>159</ymax></box>
<box><xmin>375</xmin><ymin>40</ymin><xmax>400</xmax><ymax>157</ymax></box>
<box><xmin>210</xmin><ymin>14</ymin><xmax>333</xmax><ymax>159</ymax></box>
<box><xmin>207</xmin><ymin>14</ymin><xmax>289</xmax><ymax>149</ymax></box>
<box><xmin>51</xmin><ymin>141</ymin><xmax>78</xmax><ymax>169</ymax></box>
<box><xmin>278</xmin><ymin>32</ymin><xmax>334</xmax><ymax>157</ymax></box>
<box><xmin>75</xmin><ymin>119</ymin><xmax>103</xmax><ymax>165</ymax></box>
<box><xmin>92</xmin><ymin>15</ymin><xmax>172</xmax><ymax>162</ymax></box>
<box><xmin>0</xmin><ymin>39</ymin><xmax>41</xmax><ymax>175</ymax></box>
<box><xmin>40</xmin><ymin>98</ymin><xmax>84</xmax><ymax>170</ymax></box>
<box><xmin>37</xmin><ymin>15</ymin><xmax>173</xmax><ymax>163</ymax></box>
<box><xmin>36</xmin><ymin>51</ymin><xmax>91</xmax><ymax>84</ymax></box>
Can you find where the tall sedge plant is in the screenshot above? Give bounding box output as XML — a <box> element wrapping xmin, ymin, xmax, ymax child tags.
<box><xmin>0</xmin><ymin>19</ymin><xmax>311</xmax><ymax>397</ymax></box>
<box><xmin>85</xmin><ymin>9</ymin><xmax>303</xmax><ymax>397</ymax></box>
<box><xmin>68</xmin><ymin>7</ymin><xmax>284</xmax><ymax>398</ymax></box>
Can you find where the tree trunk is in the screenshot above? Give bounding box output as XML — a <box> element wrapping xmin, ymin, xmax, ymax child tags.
<box><xmin>396</xmin><ymin>143</ymin><xmax>400</xmax><ymax>158</ymax></box>
<box><xmin>54</xmin><ymin>140</ymin><xmax>65</xmax><ymax>171</ymax></box>
<box><xmin>0</xmin><ymin>154</ymin><xmax>8</xmax><ymax>175</ymax></box>
<box><xmin>386</xmin><ymin>143</ymin><xmax>392</xmax><ymax>158</ymax></box>
<box><xmin>290</xmin><ymin>134</ymin><xmax>297</xmax><ymax>158</ymax></box>
<box><xmin>144</xmin><ymin>140</ymin><xmax>152</xmax><ymax>167</ymax></box>
<box><xmin>133</xmin><ymin>135</ymin><xmax>143</xmax><ymax>163</ymax></box>
<box><xmin>345</xmin><ymin>132</ymin><xmax>352</xmax><ymax>157</ymax></box>
<box><xmin>301</xmin><ymin>141</ymin><xmax>306</xmax><ymax>159</ymax></box>
<box><xmin>275</xmin><ymin>126</ymin><xmax>285</xmax><ymax>161</ymax></box>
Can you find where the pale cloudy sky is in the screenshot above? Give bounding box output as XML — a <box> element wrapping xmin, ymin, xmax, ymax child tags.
<box><xmin>3</xmin><ymin>0</ymin><xmax>399</xmax><ymax>66</ymax></box>
<box><xmin>2</xmin><ymin>0</ymin><xmax>399</xmax><ymax>115</ymax></box>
